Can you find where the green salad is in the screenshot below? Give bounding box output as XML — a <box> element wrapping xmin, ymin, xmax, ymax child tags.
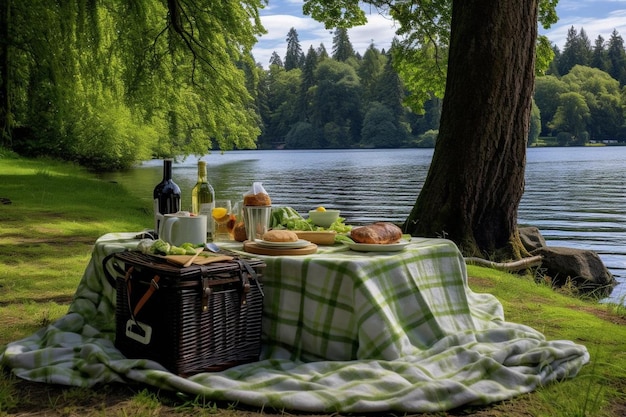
<box><xmin>137</xmin><ymin>239</ymin><xmax>203</xmax><ymax>256</ymax></box>
<box><xmin>270</xmin><ymin>207</ymin><xmax>352</xmax><ymax>234</ymax></box>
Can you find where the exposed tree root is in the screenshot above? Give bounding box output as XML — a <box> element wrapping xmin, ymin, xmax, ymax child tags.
<box><xmin>464</xmin><ymin>255</ymin><xmax>543</xmax><ymax>272</ymax></box>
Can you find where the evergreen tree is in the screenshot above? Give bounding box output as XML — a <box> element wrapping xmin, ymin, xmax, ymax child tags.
<box><xmin>361</xmin><ymin>102</ymin><xmax>405</xmax><ymax>147</ymax></box>
<box><xmin>302</xmin><ymin>46</ymin><xmax>319</xmax><ymax>89</ymax></box>
<box><xmin>590</xmin><ymin>35</ymin><xmax>608</xmax><ymax>72</ymax></box>
<box><xmin>546</xmin><ymin>44</ymin><xmax>561</xmax><ymax>76</ymax></box>
<box><xmin>410</xmin><ymin>97</ymin><xmax>442</xmax><ymax>136</ymax></box>
<box><xmin>284</xmin><ymin>27</ymin><xmax>304</xmax><ymax>71</ymax></box>
<box><xmin>372</xmin><ymin>53</ymin><xmax>405</xmax><ymax>119</ymax></box>
<box><xmin>558</xmin><ymin>26</ymin><xmax>591</xmax><ymax>75</ymax></box>
<box><xmin>269</xmin><ymin>51</ymin><xmax>284</xmax><ymax>67</ymax></box>
<box><xmin>331</xmin><ymin>28</ymin><xmax>355</xmax><ymax>62</ymax></box>
<box><xmin>578</xmin><ymin>28</ymin><xmax>592</xmax><ymax>64</ymax></box>
<box><xmin>358</xmin><ymin>43</ymin><xmax>386</xmax><ymax>103</ymax></box>
<box><xmin>300</xmin><ymin>46</ymin><xmax>319</xmax><ymax>120</ymax></box>
<box><xmin>317</xmin><ymin>43</ymin><xmax>329</xmax><ymax>60</ymax></box>
<box><xmin>310</xmin><ymin>60</ymin><xmax>362</xmax><ymax>147</ymax></box>
<box><xmin>607</xmin><ymin>29</ymin><xmax>626</xmax><ymax>86</ymax></box>
<box><xmin>369</xmin><ymin>52</ymin><xmax>410</xmax><ymax>141</ymax></box>
<box><xmin>255</xmin><ymin>68</ymin><xmax>272</xmax><ymax>148</ymax></box>
<box><xmin>263</xmin><ymin>65</ymin><xmax>302</xmax><ymax>146</ymax></box>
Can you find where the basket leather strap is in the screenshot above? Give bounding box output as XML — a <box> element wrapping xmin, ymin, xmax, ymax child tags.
<box><xmin>237</xmin><ymin>259</ymin><xmax>264</xmax><ymax>295</ymax></box>
<box><xmin>236</xmin><ymin>259</ymin><xmax>258</xmax><ymax>306</ymax></box>
<box><xmin>124</xmin><ymin>266</ymin><xmax>161</xmax><ymax>317</ymax></box>
<box><xmin>124</xmin><ymin>266</ymin><xmax>134</xmax><ymax>297</ymax></box>
<box><xmin>132</xmin><ymin>274</ymin><xmax>161</xmax><ymax>317</ymax></box>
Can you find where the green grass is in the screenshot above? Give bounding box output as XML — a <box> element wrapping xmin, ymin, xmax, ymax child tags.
<box><xmin>1</xmin><ymin>150</ymin><xmax>625</xmax><ymax>417</ymax></box>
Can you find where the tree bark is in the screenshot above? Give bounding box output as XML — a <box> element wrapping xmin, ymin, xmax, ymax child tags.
<box><xmin>405</xmin><ymin>0</ymin><xmax>537</xmax><ymax>259</ymax></box>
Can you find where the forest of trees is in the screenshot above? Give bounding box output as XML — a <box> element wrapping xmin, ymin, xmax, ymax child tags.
<box><xmin>2</xmin><ymin>1</ymin><xmax>626</xmax><ymax>171</ymax></box>
<box><xmin>537</xmin><ymin>26</ymin><xmax>626</xmax><ymax>145</ymax></box>
<box><xmin>255</xmin><ymin>27</ymin><xmax>441</xmax><ymax>151</ymax></box>
<box><xmin>259</xmin><ymin>25</ymin><xmax>626</xmax><ymax>150</ymax></box>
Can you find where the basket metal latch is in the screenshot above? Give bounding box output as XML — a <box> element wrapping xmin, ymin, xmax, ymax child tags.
<box><xmin>201</xmin><ymin>276</ymin><xmax>212</xmax><ymax>312</ymax></box>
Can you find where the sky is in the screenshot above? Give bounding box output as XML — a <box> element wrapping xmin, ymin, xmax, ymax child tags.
<box><xmin>251</xmin><ymin>0</ymin><xmax>626</xmax><ymax>68</ymax></box>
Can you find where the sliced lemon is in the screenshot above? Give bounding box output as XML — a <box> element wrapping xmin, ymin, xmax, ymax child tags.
<box><xmin>212</xmin><ymin>207</ymin><xmax>229</xmax><ymax>221</ymax></box>
<box><xmin>315</xmin><ymin>206</ymin><xmax>326</xmax><ymax>212</ymax></box>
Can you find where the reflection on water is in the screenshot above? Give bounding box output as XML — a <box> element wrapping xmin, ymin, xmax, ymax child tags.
<box><xmin>101</xmin><ymin>147</ymin><xmax>626</xmax><ymax>305</ymax></box>
<box><xmin>519</xmin><ymin>147</ymin><xmax>626</xmax><ymax>304</ymax></box>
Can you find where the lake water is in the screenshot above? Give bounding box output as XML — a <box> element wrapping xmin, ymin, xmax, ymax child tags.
<box><xmin>103</xmin><ymin>147</ymin><xmax>626</xmax><ymax>305</ymax></box>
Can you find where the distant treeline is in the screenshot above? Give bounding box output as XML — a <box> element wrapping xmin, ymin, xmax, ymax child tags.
<box><xmin>257</xmin><ymin>26</ymin><xmax>626</xmax><ymax>149</ymax></box>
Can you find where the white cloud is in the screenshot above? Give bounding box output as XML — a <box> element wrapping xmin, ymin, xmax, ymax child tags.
<box><xmin>543</xmin><ymin>9</ymin><xmax>626</xmax><ymax>49</ymax></box>
<box><xmin>253</xmin><ymin>1</ymin><xmax>626</xmax><ymax>67</ymax></box>
<box><xmin>252</xmin><ymin>3</ymin><xmax>397</xmax><ymax>67</ymax></box>
<box><xmin>347</xmin><ymin>14</ymin><xmax>399</xmax><ymax>52</ymax></box>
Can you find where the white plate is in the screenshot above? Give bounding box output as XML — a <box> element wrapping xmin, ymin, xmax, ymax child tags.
<box><xmin>255</xmin><ymin>239</ymin><xmax>311</xmax><ymax>249</ymax></box>
<box><xmin>344</xmin><ymin>241</ymin><xmax>410</xmax><ymax>252</ymax></box>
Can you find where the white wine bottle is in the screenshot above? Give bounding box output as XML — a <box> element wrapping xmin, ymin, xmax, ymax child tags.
<box><xmin>191</xmin><ymin>160</ymin><xmax>215</xmax><ymax>240</ymax></box>
<box><xmin>153</xmin><ymin>159</ymin><xmax>181</xmax><ymax>236</ymax></box>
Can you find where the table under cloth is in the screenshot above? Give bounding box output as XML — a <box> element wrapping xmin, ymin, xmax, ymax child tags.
<box><xmin>1</xmin><ymin>232</ymin><xmax>589</xmax><ymax>413</ymax></box>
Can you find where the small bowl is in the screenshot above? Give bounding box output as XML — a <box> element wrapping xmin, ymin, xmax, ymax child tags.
<box><xmin>308</xmin><ymin>209</ymin><xmax>340</xmax><ymax>228</ymax></box>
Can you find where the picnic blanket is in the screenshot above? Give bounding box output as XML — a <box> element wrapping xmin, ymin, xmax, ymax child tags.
<box><xmin>1</xmin><ymin>233</ymin><xmax>589</xmax><ymax>413</ymax></box>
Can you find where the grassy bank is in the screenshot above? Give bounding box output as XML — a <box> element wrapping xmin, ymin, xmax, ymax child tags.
<box><xmin>1</xmin><ymin>150</ymin><xmax>625</xmax><ymax>417</ymax></box>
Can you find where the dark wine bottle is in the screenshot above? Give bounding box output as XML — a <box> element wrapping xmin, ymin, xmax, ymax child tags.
<box><xmin>153</xmin><ymin>159</ymin><xmax>181</xmax><ymax>235</ymax></box>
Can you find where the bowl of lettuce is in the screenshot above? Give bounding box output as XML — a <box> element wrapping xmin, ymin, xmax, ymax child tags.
<box><xmin>270</xmin><ymin>207</ymin><xmax>352</xmax><ymax>234</ymax></box>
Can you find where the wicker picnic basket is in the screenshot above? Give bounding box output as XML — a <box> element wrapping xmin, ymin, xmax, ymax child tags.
<box><xmin>108</xmin><ymin>250</ymin><xmax>265</xmax><ymax>377</ymax></box>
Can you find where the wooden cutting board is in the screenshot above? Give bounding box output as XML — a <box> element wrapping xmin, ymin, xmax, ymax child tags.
<box><xmin>243</xmin><ymin>241</ymin><xmax>318</xmax><ymax>256</ymax></box>
<box><xmin>162</xmin><ymin>253</ymin><xmax>233</xmax><ymax>266</ymax></box>
<box><xmin>293</xmin><ymin>231</ymin><xmax>337</xmax><ymax>245</ymax></box>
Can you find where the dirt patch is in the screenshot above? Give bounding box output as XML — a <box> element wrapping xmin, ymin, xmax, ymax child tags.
<box><xmin>0</xmin><ymin>295</ymin><xmax>74</xmax><ymax>307</ymax></box>
<box><xmin>467</xmin><ymin>276</ymin><xmax>496</xmax><ymax>288</ymax></box>
<box><xmin>572</xmin><ymin>305</ymin><xmax>626</xmax><ymax>326</ymax></box>
<box><xmin>4</xmin><ymin>235</ymin><xmax>96</xmax><ymax>245</ymax></box>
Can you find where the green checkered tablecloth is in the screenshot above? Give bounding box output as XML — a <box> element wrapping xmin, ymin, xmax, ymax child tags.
<box><xmin>0</xmin><ymin>232</ymin><xmax>589</xmax><ymax>413</ymax></box>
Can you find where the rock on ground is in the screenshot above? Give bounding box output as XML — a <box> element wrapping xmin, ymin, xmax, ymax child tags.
<box><xmin>519</xmin><ymin>226</ymin><xmax>617</xmax><ymax>296</ymax></box>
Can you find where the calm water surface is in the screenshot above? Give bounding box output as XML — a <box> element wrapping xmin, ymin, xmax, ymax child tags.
<box><xmin>104</xmin><ymin>147</ymin><xmax>626</xmax><ymax>304</ymax></box>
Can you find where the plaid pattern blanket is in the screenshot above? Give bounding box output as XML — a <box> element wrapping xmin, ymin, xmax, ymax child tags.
<box><xmin>0</xmin><ymin>233</ymin><xmax>589</xmax><ymax>413</ymax></box>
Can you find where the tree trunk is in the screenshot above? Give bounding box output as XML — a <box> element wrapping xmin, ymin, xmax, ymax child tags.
<box><xmin>0</xmin><ymin>0</ymin><xmax>10</xmax><ymax>147</ymax></box>
<box><xmin>404</xmin><ymin>0</ymin><xmax>537</xmax><ymax>259</ymax></box>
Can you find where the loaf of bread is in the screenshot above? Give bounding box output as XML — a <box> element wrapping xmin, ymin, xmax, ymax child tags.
<box><xmin>243</xmin><ymin>192</ymin><xmax>271</xmax><ymax>206</ymax></box>
<box><xmin>262</xmin><ymin>229</ymin><xmax>298</xmax><ymax>242</ymax></box>
<box><xmin>350</xmin><ymin>222</ymin><xmax>402</xmax><ymax>244</ymax></box>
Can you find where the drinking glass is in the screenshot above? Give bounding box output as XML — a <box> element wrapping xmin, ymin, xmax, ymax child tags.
<box><xmin>211</xmin><ymin>199</ymin><xmax>233</xmax><ymax>241</ymax></box>
<box><xmin>230</xmin><ymin>201</ymin><xmax>243</xmax><ymax>236</ymax></box>
<box><xmin>243</xmin><ymin>205</ymin><xmax>272</xmax><ymax>241</ymax></box>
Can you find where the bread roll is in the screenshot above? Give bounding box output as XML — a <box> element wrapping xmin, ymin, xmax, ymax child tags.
<box><xmin>350</xmin><ymin>222</ymin><xmax>402</xmax><ymax>244</ymax></box>
<box><xmin>233</xmin><ymin>221</ymin><xmax>247</xmax><ymax>242</ymax></box>
<box><xmin>262</xmin><ymin>229</ymin><xmax>298</xmax><ymax>242</ymax></box>
<box><xmin>243</xmin><ymin>192</ymin><xmax>271</xmax><ymax>206</ymax></box>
